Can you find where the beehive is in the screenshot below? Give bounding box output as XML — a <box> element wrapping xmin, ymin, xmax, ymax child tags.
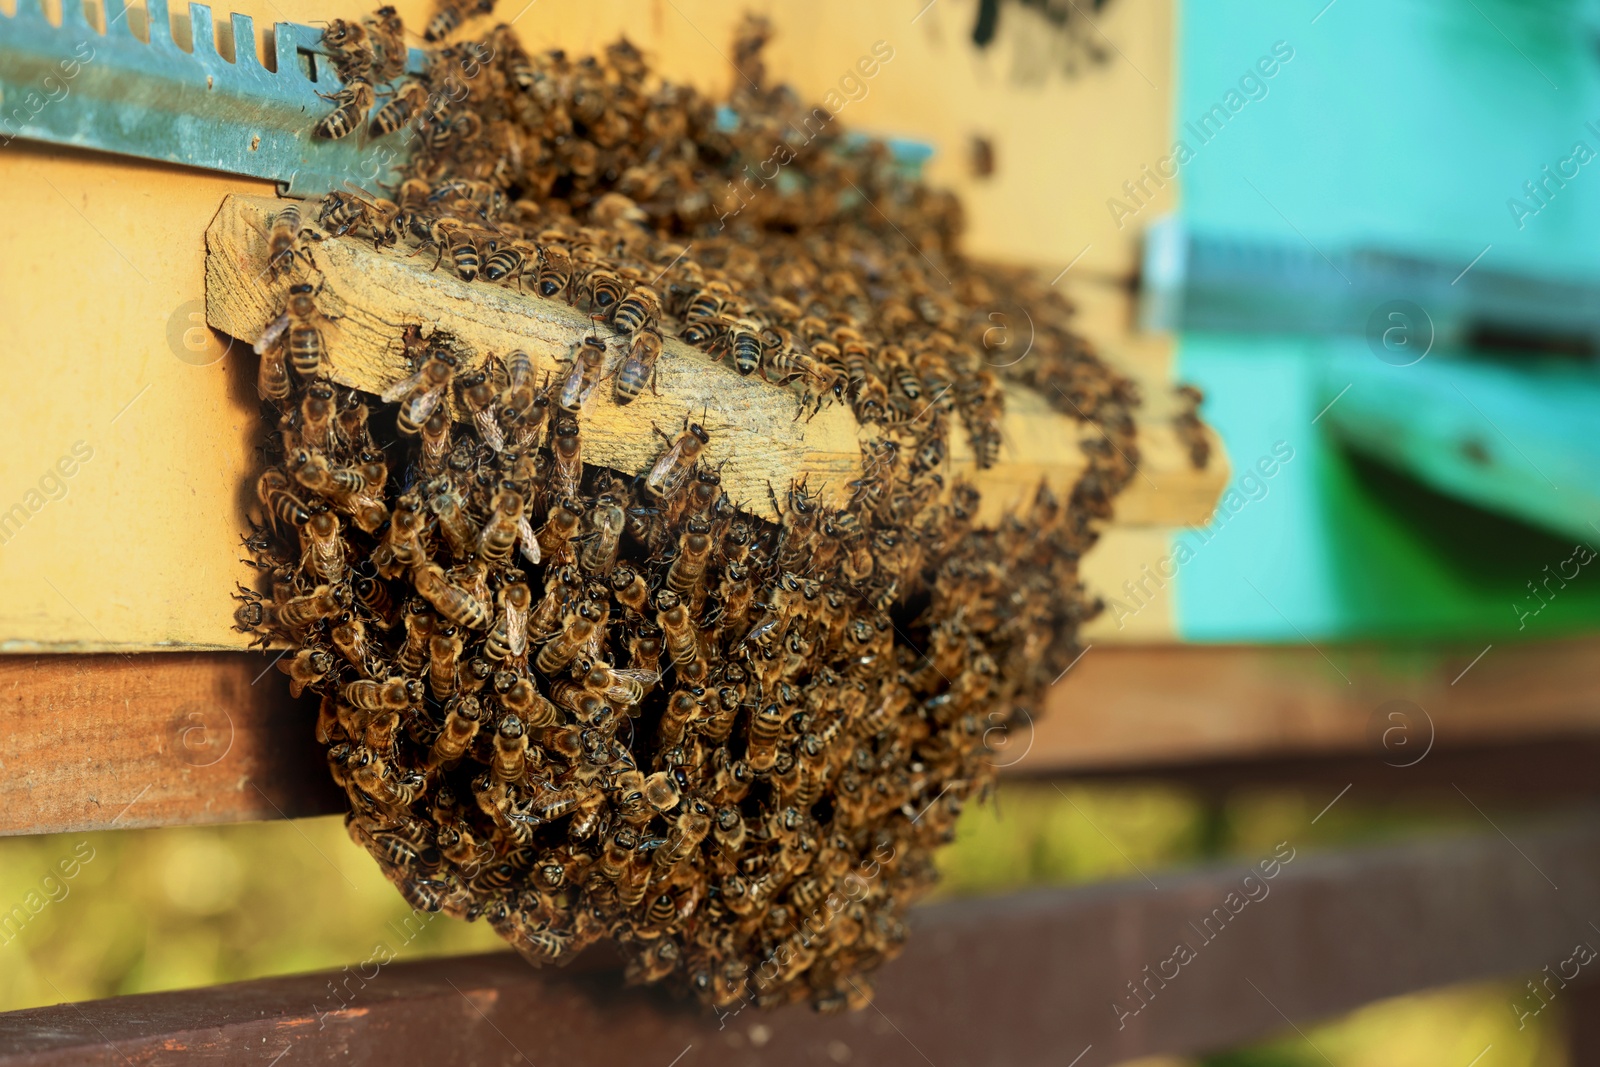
<box><xmin>216</xmin><ymin>8</ymin><xmax>1216</xmax><ymax>1012</ymax></box>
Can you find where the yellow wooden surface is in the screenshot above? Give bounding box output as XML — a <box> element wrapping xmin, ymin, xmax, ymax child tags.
<box><xmin>0</xmin><ymin>0</ymin><xmax>1183</xmax><ymax>650</ymax></box>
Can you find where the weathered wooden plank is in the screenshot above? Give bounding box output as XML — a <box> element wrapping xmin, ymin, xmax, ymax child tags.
<box><xmin>0</xmin><ymin>653</ymin><xmax>339</xmax><ymax>836</ymax></box>
<box><xmin>3</xmin><ymin>816</ymin><xmax>1597</xmax><ymax>1065</ymax></box>
<box><xmin>205</xmin><ymin>194</ymin><xmax>1226</xmax><ymax>527</ymax></box>
<box><xmin>1034</xmin><ymin>636</ymin><xmax>1600</xmax><ymax>770</ymax></box>
<box><xmin>5</xmin><ymin>639</ymin><xmax>1599</xmax><ymax>836</ymax></box>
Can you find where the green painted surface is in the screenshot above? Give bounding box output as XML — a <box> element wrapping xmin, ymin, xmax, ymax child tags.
<box><xmin>1167</xmin><ymin>0</ymin><xmax>1600</xmax><ymax>641</ymax></box>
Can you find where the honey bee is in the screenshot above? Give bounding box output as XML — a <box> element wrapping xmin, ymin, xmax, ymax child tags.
<box><xmin>610</xmin><ymin>285</ymin><xmax>661</xmax><ymax>335</ymax></box>
<box><xmin>352</xmin><ymin>573</ymin><xmax>395</xmax><ymax>627</ymax></box>
<box><xmin>262</xmin><ymin>203</ymin><xmax>311</xmax><ymax>281</ymax></box>
<box><xmin>478</xmin><ymin>490</ymin><xmax>525</xmax><ymax>566</ymax></box>
<box><xmin>289</xmin><ymin>448</ymin><xmax>367</xmax><ymax>503</ymax></box>
<box><xmin>424</xmin><ymin>0</ymin><xmax>490</xmax><ymax>42</ymax></box>
<box><xmin>666</xmin><ymin>517</ymin><xmax>713</xmax><ymax>606</ymax></box>
<box><xmin>278</xmin><ymin>282</ymin><xmax>333</xmax><ymax>379</ymax></box>
<box><xmin>279</xmin><ymin>646</ymin><xmax>334</xmax><ymax>698</ymax></box>
<box><xmin>535</xmin><ymin>497</ymin><xmax>583</xmax><ymax>565</ymax></box>
<box><xmin>300</xmin><ymin>509</ymin><xmax>346</xmax><ymax>584</ymax></box>
<box><xmin>654</xmin><ymin>589</ymin><xmax>702</xmax><ymax>673</ymax></box>
<box><xmin>642</xmin><ymin>770</ymin><xmax>681</xmax><ymax>814</ymax></box>
<box><xmin>656</xmin><ymin>798</ymin><xmax>711</xmax><ymax>869</ymax></box>
<box><xmin>579</xmin><ymin>266</ymin><xmax>627</xmax><ymax>313</ymax></box>
<box><xmin>298</xmin><ymin>381</ymin><xmax>338</xmax><ymax>451</ymax></box>
<box><xmin>550</xmin><ymin>417</ymin><xmax>583</xmax><ymax>500</ymax></box>
<box><xmin>257</xmin><ymin>468</ymin><xmax>310</xmax><ymax>531</ymax></box>
<box><xmin>414</xmin><ymin>562</ymin><xmax>492</xmax><ymax>630</ymax></box>
<box><xmin>682</xmin><ymin>279</ymin><xmax>732</xmax><ymax>321</ymax></box>
<box><xmin>484</xmin><ymin>581</ymin><xmax>531</xmax><ymax>665</ymax></box>
<box><xmin>499</xmin><ymin>350</ymin><xmax>538</xmax><ymax>417</ymax></box>
<box><xmin>343</xmin><ymin>676</ymin><xmax>418</xmax><ymax>712</ymax></box>
<box><xmin>613</xmin><ymin>329</ymin><xmax>662</xmax><ymax>405</ymax></box>
<box><xmin>483</xmin><ymin>240</ymin><xmax>536</xmax><ymax>287</ymax></box>
<box><xmin>579</xmin><ymin>493</ymin><xmax>625</xmax><ymax>575</ymax></box>
<box><xmin>646</xmin><ymin>420</ymin><xmax>709</xmax><ymax>497</ymax></box>
<box><xmin>314</xmin><ymin>77</ymin><xmax>376</xmax><ymax>140</ymax></box>
<box><xmin>492</xmin><ymin>715</ymin><xmax>529</xmax><ymax>783</ymax></box>
<box><xmin>383</xmin><ymin>347</ymin><xmax>457</xmax><ymax>435</ymax></box>
<box><xmin>429</xmin><ymin>624</ymin><xmax>464</xmax><ymax>699</ymax></box>
<box><xmin>395</xmin><ymin>601</ymin><xmax>434</xmax><ymax>675</ymax></box>
<box><xmin>256</xmin><ymin>345</ymin><xmax>291</xmax><ymax>402</ymax></box>
<box><xmin>744</xmin><ymin>702</ymin><xmax>787</xmax><ymax>772</ymax></box>
<box><xmin>320</xmin><ymin>18</ymin><xmax>369</xmax><ymax>70</ymax></box>
<box><xmin>596</xmin><ymin>826</ymin><xmax>639</xmax><ymax>885</ymax></box>
<box><xmin>365</xmin><ymin>5</ymin><xmax>408</xmax><ymax>82</ymax></box>
<box><xmin>369</xmin><ymin>81</ymin><xmax>427</xmax><ymax>137</ymax></box>
<box><xmin>535</xmin><ymin>245</ymin><xmax>574</xmax><ymax>299</ymax></box>
<box><xmin>727</xmin><ymin>318</ymin><xmax>762</xmax><ymax>377</ymax></box>
<box><xmin>429</xmin><ymin>695</ymin><xmax>482</xmax><ymax>768</ymax></box>
<box><xmin>425</xmin><ymin>479</ymin><xmax>473</xmax><ymax>559</ymax></box>
<box><xmin>705</xmin><ymin>751</ymin><xmax>753</xmax><ymax>808</ymax></box>
<box><xmin>557</xmin><ymin>334</ymin><xmax>607</xmax><ymax>414</ymax></box>
<box><xmin>381</xmin><ymin>495</ymin><xmax>430</xmax><ymax>574</ymax></box>
<box><xmin>656</xmin><ymin>688</ymin><xmax>703</xmax><ymax>748</ymax></box>
<box><xmin>609</xmin><ymin>564</ymin><xmax>649</xmax><ymax>616</ymax></box>
<box><xmin>534</xmin><ymin>601</ymin><xmax>601</xmax><ymax>675</ymax></box>
<box><xmin>581</xmin><ymin>661</ymin><xmax>659</xmax><ymax>707</ymax></box>
<box><xmin>420</xmin><ymin>409</ymin><xmax>452</xmax><ymax>474</ymax></box>
<box><xmin>499</xmin><ymin>674</ymin><xmax>559</xmax><ymax>728</ymax></box>
<box><xmin>771</xmin><ymin>479</ymin><xmax>821</xmax><ymax>572</ymax></box>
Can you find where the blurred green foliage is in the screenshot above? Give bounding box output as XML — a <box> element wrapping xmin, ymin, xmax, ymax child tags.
<box><xmin>0</xmin><ymin>783</ymin><xmax>1571</xmax><ymax>1065</ymax></box>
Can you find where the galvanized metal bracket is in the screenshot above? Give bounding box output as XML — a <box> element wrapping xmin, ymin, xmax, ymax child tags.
<box><xmin>0</xmin><ymin>0</ymin><xmax>423</xmax><ymax>196</ymax></box>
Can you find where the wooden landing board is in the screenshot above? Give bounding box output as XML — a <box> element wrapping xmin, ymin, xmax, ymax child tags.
<box><xmin>5</xmin><ymin>639</ymin><xmax>1598</xmax><ymax>836</ymax></box>
<box><xmin>208</xmin><ymin>194</ymin><xmax>1224</xmax><ymax>528</ymax></box>
<box><xmin>5</xmin><ymin>816</ymin><xmax>1598</xmax><ymax>1066</ymax></box>
<box><xmin>206</xmin><ymin>196</ymin><xmax>864</xmax><ymax>521</ymax></box>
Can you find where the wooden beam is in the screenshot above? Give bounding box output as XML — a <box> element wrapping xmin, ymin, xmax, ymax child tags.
<box><xmin>1034</xmin><ymin>637</ymin><xmax>1600</xmax><ymax>771</ymax></box>
<box><xmin>205</xmin><ymin>194</ymin><xmax>1225</xmax><ymax>527</ymax></box>
<box><xmin>0</xmin><ymin>653</ymin><xmax>340</xmax><ymax>836</ymax></box>
<box><xmin>4</xmin><ymin>816</ymin><xmax>1597</xmax><ymax>1065</ymax></box>
<box><xmin>5</xmin><ymin>639</ymin><xmax>1599</xmax><ymax>836</ymax></box>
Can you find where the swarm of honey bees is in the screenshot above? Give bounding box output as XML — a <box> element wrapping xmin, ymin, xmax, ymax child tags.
<box><xmin>235</xmin><ymin>8</ymin><xmax>1159</xmax><ymax>1013</ymax></box>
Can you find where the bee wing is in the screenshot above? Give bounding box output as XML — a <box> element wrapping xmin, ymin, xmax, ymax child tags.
<box><xmin>606</xmin><ymin>668</ymin><xmax>660</xmax><ymax>705</ymax></box>
<box><xmin>506</xmin><ymin>604</ymin><xmax>528</xmax><ymax>657</ymax></box>
<box><xmin>648</xmin><ymin>439</ymin><xmax>688</xmax><ymax>488</ymax></box>
<box><xmin>255</xmin><ymin>313</ymin><xmax>291</xmax><ymax>355</ymax></box>
<box><xmin>380</xmin><ymin>367</ymin><xmax>428</xmax><ymax>403</ymax></box>
<box><xmin>473</xmin><ymin>408</ymin><xmax>506</xmax><ymax>452</ymax></box>
<box><xmin>557</xmin><ymin>359</ymin><xmax>586</xmax><ymax>410</ymax></box>
<box><xmin>516</xmin><ymin>515</ymin><xmax>542</xmax><ymax>565</ymax></box>
<box><xmin>405</xmin><ymin>384</ymin><xmax>446</xmax><ymax>424</ymax></box>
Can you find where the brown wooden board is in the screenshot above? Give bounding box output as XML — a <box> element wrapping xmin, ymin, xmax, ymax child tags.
<box><xmin>2</xmin><ymin>815</ymin><xmax>1597</xmax><ymax>1065</ymax></box>
<box><xmin>4</xmin><ymin>641</ymin><xmax>1599</xmax><ymax>836</ymax></box>
<box><xmin>206</xmin><ymin>194</ymin><xmax>1226</xmax><ymax>529</ymax></box>
<box><xmin>0</xmin><ymin>653</ymin><xmax>339</xmax><ymax>836</ymax></box>
<box><xmin>1033</xmin><ymin>637</ymin><xmax>1600</xmax><ymax>771</ymax></box>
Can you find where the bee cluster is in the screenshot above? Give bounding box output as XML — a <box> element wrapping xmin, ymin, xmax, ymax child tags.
<box><xmin>237</xmin><ymin>10</ymin><xmax>1160</xmax><ymax>1012</ymax></box>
